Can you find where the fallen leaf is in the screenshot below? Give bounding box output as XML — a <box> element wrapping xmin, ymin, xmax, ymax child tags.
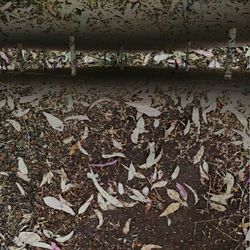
<box><xmin>128</xmin><ymin>162</ymin><xmax>136</xmax><ymax>181</ymax></box>
<box><xmin>78</xmin><ymin>194</ymin><xmax>94</xmax><ymax>215</ymax></box>
<box><xmin>43</xmin><ymin>112</ymin><xmax>64</xmax><ymax>131</ymax></box>
<box><xmin>184</xmin><ymin>183</ymin><xmax>199</xmax><ymax>205</ymax></box>
<box><xmin>97</xmin><ymin>192</ymin><xmax>108</xmax><ymax>211</ymax></box>
<box><xmin>19</xmin><ymin>93</ymin><xmax>42</xmax><ymax>104</ymax></box>
<box><xmin>94</xmin><ymin>209</ymin><xmax>104</xmax><ymax>228</ymax></box>
<box><xmin>139</xmin><ymin>143</ymin><xmax>163</xmax><ymax>169</ymax></box>
<box><xmin>126</xmin><ymin>102</ymin><xmax>161</xmax><ymax>117</ymax></box>
<box><xmin>65</xmin><ymin>115</ymin><xmax>90</xmax><ymax>121</ymax></box>
<box><xmin>55</xmin><ymin>231</ymin><xmax>74</xmax><ymax>243</ymax></box>
<box><xmin>208</xmin><ymin>193</ymin><xmax>233</xmax><ymax>206</ymax></box>
<box><xmin>176</xmin><ymin>183</ymin><xmax>188</xmax><ymax>201</ymax></box>
<box><xmin>151</xmin><ymin>181</ymin><xmax>168</xmax><ymax>190</ymax></box>
<box><xmin>160</xmin><ymin>202</ymin><xmax>181</xmax><ymax>217</ymax></box>
<box><xmin>184</xmin><ymin>119</ymin><xmax>191</xmax><ymax>135</ymax></box>
<box><xmin>167</xmin><ymin>189</ymin><xmax>182</xmax><ymax>203</ymax></box>
<box><xmin>192</xmin><ymin>107</ymin><xmax>201</xmax><ymax>134</ymax></box>
<box><xmin>51</xmin><ymin>242</ymin><xmax>61</xmax><ymax>250</ymax></box>
<box><xmin>77</xmin><ymin>141</ymin><xmax>89</xmax><ymax>156</ymax></box>
<box><xmin>0</xmin><ymin>99</ymin><xmax>6</xmax><ymax>108</ymax></box>
<box><xmin>89</xmin><ymin>170</ymin><xmax>123</xmax><ymax>208</ymax></box>
<box><xmin>112</xmin><ymin>139</ymin><xmax>123</xmax><ymax>150</ymax></box>
<box><xmin>118</xmin><ymin>183</ymin><xmax>125</xmax><ymax>195</ymax></box>
<box><xmin>193</xmin><ymin>146</ymin><xmax>205</xmax><ymax>164</ymax></box>
<box><xmin>129</xmin><ymin>187</ymin><xmax>149</xmax><ymax>203</ymax></box>
<box><xmin>7</xmin><ymin>119</ymin><xmax>21</xmax><ymax>131</ymax></box>
<box><xmin>224</xmin><ymin>172</ymin><xmax>234</xmax><ymax>194</ymax></box>
<box><xmin>88</xmin><ymin>98</ymin><xmax>117</xmax><ymax>112</ymax></box>
<box><xmin>43</xmin><ymin>196</ymin><xmax>75</xmax><ymax>216</ymax></box>
<box><xmin>102</xmin><ymin>152</ymin><xmax>125</xmax><ymax>159</ymax></box>
<box><xmin>171</xmin><ymin>165</ymin><xmax>180</xmax><ymax>180</ymax></box>
<box><xmin>141</xmin><ymin>244</ymin><xmax>162</xmax><ymax>250</ymax></box>
<box><xmin>40</xmin><ymin>171</ymin><xmax>54</xmax><ymax>187</ymax></box>
<box><xmin>7</xmin><ymin>96</ymin><xmax>14</xmax><ymax>110</ymax></box>
<box><xmin>209</xmin><ymin>202</ymin><xmax>226</xmax><ymax>212</ymax></box>
<box><xmin>123</xmin><ymin>218</ymin><xmax>131</xmax><ymax>234</ymax></box>
<box><xmin>16</xmin><ymin>182</ymin><xmax>26</xmax><ymax>195</ymax></box>
<box><xmin>154</xmin><ymin>119</ymin><xmax>160</xmax><ymax>128</ymax></box>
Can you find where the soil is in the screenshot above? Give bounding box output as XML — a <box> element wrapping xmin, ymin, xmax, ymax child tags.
<box><xmin>0</xmin><ymin>69</ymin><xmax>249</xmax><ymax>250</ymax></box>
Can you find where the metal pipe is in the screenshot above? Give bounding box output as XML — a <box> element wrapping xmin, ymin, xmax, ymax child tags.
<box><xmin>0</xmin><ymin>1</ymin><xmax>250</xmax><ymax>50</ymax></box>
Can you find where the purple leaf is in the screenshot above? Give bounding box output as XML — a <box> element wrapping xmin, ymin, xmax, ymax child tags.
<box><xmin>176</xmin><ymin>183</ymin><xmax>188</xmax><ymax>201</ymax></box>
<box><xmin>51</xmin><ymin>242</ymin><xmax>61</xmax><ymax>250</ymax></box>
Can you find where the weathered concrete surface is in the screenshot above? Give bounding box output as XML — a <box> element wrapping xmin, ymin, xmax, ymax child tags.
<box><xmin>0</xmin><ymin>1</ymin><xmax>250</xmax><ymax>50</ymax></box>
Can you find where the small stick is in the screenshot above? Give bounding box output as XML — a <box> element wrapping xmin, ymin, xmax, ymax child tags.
<box><xmin>69</xmin><ymin>35</ymin><xmax>76</xmax><ymax>76</ymax></box>
<box><xmin>224</xmin><ymin>28</ymin><xmax>236</xmax><ymax>80</ymax></box>
<box><xmin>17</xmin><ymin>43</ymin><xmax>24</xmax><ymax>72</ymax></box>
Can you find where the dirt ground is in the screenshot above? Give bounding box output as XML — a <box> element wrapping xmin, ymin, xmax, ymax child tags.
<box><xmin>0</xmin><ymin>69</ymin><xmax>249</xmax><ymax>250</ymax></box>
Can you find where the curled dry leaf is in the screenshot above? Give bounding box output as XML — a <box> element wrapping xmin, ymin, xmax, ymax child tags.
<box><xmin>167</xmin><ymin>189</ymin><xmax>182</xmax><ymax>203</ymax></box>
<box><xmin>208</xmin><ymin>193</ymin><xmax>233</xmax><ymax>206</ymax></box>
<box><xmin>160</xmin><ymin>202</ymin><xmax>181</xmax><ymax>217</ymax></box>
<box><xmin>43</xmin><ymin>112</ymin><xmax>64</xmax><ymax>132</ymax></box>
<box><xmin>78</xmin><ymin>194</ymin><xmax>94</xmax><ymax>215</ymax></box>
<box><xmin>97</xmin><ymin>193</ymin><xmax>108</xmax><ymax>211</ymax></box>
<box><xmin>129</xmin><ymin>187</ymin><xmax>149</xmax><ymax>203</ymax></box>
<box><xmin>123</xmin><ymin>218</ymin><xmax>131</xmax><ymax>234</ymax></box>
<box><xmin>126</xmin><ymin>102</ymin><xmax>161</xmax><ymax>117</ymax></box>
<box><xmin>94</xmin><ymin>209</ymin><xmax>104</xmax><ymax>228</ymax></box>
<box><xmin>131</xmin><ymin>116</ymin><xmax>147</xmax><ymax>144</ymax></box>
<box><xmin>184</xmin><ymin>183</ymin><xmax>199</xmax><ymax>205</ymax></box>
<box><xmin>51</xmin><ymin>242</ymin><xmax>61</xmax><ymax>250</ymax></box>
<box><xmin>7</xmin><ymin>119</ymin><xmax>21</xmax><ymax>131</ymax></box>
<box><xmin>17</xmin><ymin>157</ymin><xmax>30</xmax><ymax>182</ymax></box>
<box><xmin>77</xmin><ymin>141</ymin><xmax>89</xmax><ymax>156</ymax></box>
<box><xmin>89</xmin><ymin>170</ymin><xmax>123</xmax><ymax>208</ymax></box>
<box><xmin>43</xmin><ymin>196</ymin><xmax>75</xmax><ymax>216</ymax></box>
<box><xmin>13</xmin><ymin>107</ymin><xmax>30</xmax><ymax>118</ymax></box>
<box><xmin>55</xmin><ymin>231</ymin><xmax>74</xmax><ymax>243</ymax></box>
<box><xmin>88</xmin><ymin>98</ymin><xmax>117</xmax><ymax>112</ymax></box>
<box><xmin>171</xmin><ymin>165</ymin><xmax>180</xmax><ymax>180</ymax></box>
<box><xmin>193</xmin><ymin>146</ymin><xmax>205</xmax><ymax>164</ymax></box>
<box><xmin>7</xmin><ymin>96</ymin><xmax>15</xmax><ymax>110</ymax></box>
<box><xmin>112</xmin><ymin>139</ymin><xmax>123</xmax><ymax>150</ymax></box>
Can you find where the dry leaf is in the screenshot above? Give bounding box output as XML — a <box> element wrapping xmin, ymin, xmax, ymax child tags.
<box><xmin>171</xmin><ymin>165</ymin><xmax>180</xmax><ymax>180</ymax></box>
<box><xmin>192</xmin><ymin>107</ymin><xmax>200</xmax><ymax>134</ymax></box>
<box><xmin>16</xmin><ymin>182</ymin><xmax>26</xmax><ymax>195</ymax></box>
<box><xmin>55</xmin><ymin>231</ymin><xmax>74</xmax><ymax>243</ymax></box>
<box><xmin>94</xmin><ymin>209</ymin><xmax>104</xmax><ymax>228</ymax></box>
<box><xmin>78</xmin><ymin>194</ymin><xmax>94</xmax><ymax>215</ymax></box>
<box><xmin>0</xmin><ymin>99</ymin><xmax>6</xmax><ymax>108</ymax></box>
<box><xmin>123</xmin><ymin>218</ymin><xmax>131</xmax><ymax>234</ymax></box>
<box><xmin>43</xmin><ymin>112</ymin><xmax>64</xmax><ymax>131</ymax></box>
<box><xmin>40</xmin><ymin>171</ymin><xmax>54</xmax><ymax>187</ymax></box>
<box><xmin>7</xmin><ymin>119</ymin><xmax>21</xmax><ymax>131</ymax></box>
<box><xmin>209</xmin><ymin>202</ymin><xmax>226</xmax><ymax>212</ymax></box>
<box><xmin>208</xmin><ymin>193</ymin><xmax>233</xmax><ymax>206</ymax></box>
<box><xmin>184</xmin><ymin>183</ymin><xmax>199</xmax><ymax>205</ymax></box>
<box><xmin>112</xmin><ymin>139</ymin><xmax>123</xmax><ymax>150</ymax></box>
<box><xmin>167</xmin><ymin>189</ymin><xmax>182</xmax><ymax>203</ymax></box>
<box><xmin>184</xmin><ymin>119</ymin><xmax>191</xmax><ymax>135</ymax></box>
<box><xmin>128</xmin><ymin>162</ymin><xmax>136</xmax><ymax>181</ymax></box>
<box><xmin>176</xmin><ymin>183</ymin><xmax>188</xmax><ymax>201</ymax></box>
<box><xmin>224</xmin><ymin>172</ymin><xmax>234</xmax><ymax>194</ymax></box>
<box><xmin>89</xmin><ymin>170</ymin><xmax>123</xmax><ymax>208</ymax></box>
<box><xmin>154</xmin><ymin>119</ymin><xmax>160</xmax><ymax>128</ymax></box>
<box><xmin>102</xmin><ymin>153</ymin><xmax>125</xmax><ymax>159</ymax></box>
<box><xmin>65</xmin><ymin>115</ymin><xmax>90</xmax><ymax>121</ymax></box>
<box><xmin>126</xmin><ymin>102</ymin><xmax>161</xmax><ymax>117</ymax></box>
<box><xmin>151</xmin><ymin>181</ymin><xmax>168</xmax><ymax>190</ymax></box>
<box><xmin>77</xmin><ymin>141</ymin><xmax>89</xmax><ymax>156</ymax></box>
<box><xmin>43</xmin><ymin>196</ymin><xmax>75</xmax><ymax>216</ymax></box>
<box><xmin>141</xmin><ymin>244</ymin><xmax>162</xmax><ymax>250</ymax></box>
<box><xmin>97</xmin><ymin>193</ymin><xmax>108</xmax><ymax>211</ymax></box>
<box><xmin>7</xmin><ymin>96</ymin><xmax>14</xmax><ymax>110</ymax></box>
<box><xmin>88</xmin><ymin>98</ymin><xmax>116</xmax><ymax>112</ymax></box>
<box><xmin>118</xmin><ymin>183</ymin><xmax>125</xmax><ymax>195</ymax></box>
<box><xmin>193</xmin><ymin>146</ymin><xmax>205</xmax><ymax>164</ymax></box>
<box><xmin>160</xmin><ymin>202</ymin><xmax>181</xmax><ymax>217</ymax></box>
